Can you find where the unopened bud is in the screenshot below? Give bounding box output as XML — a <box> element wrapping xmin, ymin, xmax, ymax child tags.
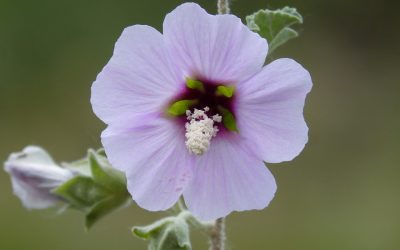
<box><xmin>4</xmin><ymin>146</ymin><xmax>74</xmax><ymax>209</ymax></box>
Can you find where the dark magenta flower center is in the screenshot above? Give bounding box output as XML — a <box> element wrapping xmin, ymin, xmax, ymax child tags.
<box><xmin>168</xmin><ymin>78</ymin><xmax>237</xmax><ymax>132</ymax></box>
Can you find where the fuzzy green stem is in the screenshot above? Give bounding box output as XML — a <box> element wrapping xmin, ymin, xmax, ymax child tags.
<box><xmin>209</xmin><ymin>218</ymin><xmax>226</xmax><ymax>250</ymax></box>
<box><xmin>179</xmin><ymin>211</ymin><xmax>213</xmax><ymax>229</ymax></box>
<box><xmin>217</xmin><ymin>0</ymin><xmax>230</xmax><ymax>14</ymax></box>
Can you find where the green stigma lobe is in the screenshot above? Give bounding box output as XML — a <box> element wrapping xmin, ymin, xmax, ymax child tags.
<box><xmin>216</xmin><ymin>85</ymin><xmax>235</xmax><ymax>98</ymax></box>
<box><xmin>167</xmin><ymin>99</ymin><xmax>198</xmax><ymax>116</ymax></box>
<box><xmin>218</xmin><ymin>106</ymin><xmax>238</xmax><ymax>132</ymax></box>
<box><xmin>185</xmin><ymin>78</ymin><xmax>205</xmax><ymax>93</ymax></box>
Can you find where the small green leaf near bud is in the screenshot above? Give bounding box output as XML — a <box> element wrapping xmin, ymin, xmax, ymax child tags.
<box><xmin>85</xmin><ymin>196</ymin><xmax>128</xmax><ymax>230</ymax></box>
<box><xmin>52</xmin><ymin>176</ymin><xmax>109</xmax><ymax>211</ymax></box>
<box><xmin>85</xmin><ymin>150</ymin><xmax>130</xmax><ymax>229</ymax></box>
<box><xmin>95</xmin><ymin>148</ymin><xmax>107</xmax><ymax>157</ymax></box>
<box><xmin>54</xmin><ymin>149</ymin><xmax>130</xmax><ymax>229</ymax></box>
<box><xmin>216</xmin><ymin>85</ymin><xmax>235</xmax><ymax>98</ymax></box>
<box><xmin>246</xmin><ymin>7</ymin><xmax>303</xmax><ymax>54</ymax></box>
<box><xmin>62</xmin><ymin>157</ymin><xmax>91</xmax><ymax>176</ymax></box>
<box><xmin>167</xmin><ymin>100</ymin><xmax>198</xmax><ymax>116</ymax></box>
<box><xmin>88</xmin><ymin>149</ymin><xmax>126</xmax><ymax>190</ymax></box>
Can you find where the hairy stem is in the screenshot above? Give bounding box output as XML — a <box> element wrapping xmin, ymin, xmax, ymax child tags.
<box><xmin>209</xmin><ymin>218</ymin><xmax>226</xmax><ymax>250</ymax></box>
<box><xmin>217</xmin><ymin>0</ymin><xmax>230</xmax><ymax>14</ymax></box>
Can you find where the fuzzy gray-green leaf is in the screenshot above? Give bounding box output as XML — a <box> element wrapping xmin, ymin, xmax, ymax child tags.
<box><xmin>88</xmin><ymin>149</ymin><xmax>125</xmax><ymax>190</ymax></box>
<box><xmin>133</xmin><ymin>216</ymin><xmax>191</xmax><ymax>250</ymax></box>
<box><xmin>52</xmin><ymin>176</ymin><xmax>109</xmax><ymax>211</ymax></box>
<box><xmin>246</xmin><ymin>7</ymin><xmax>303</xmax><ymax>54</ymax></box>
<box><xmin>85</xmin><ymin>195</ymin><xmax>129</xmax><ymax>230</ymax></box>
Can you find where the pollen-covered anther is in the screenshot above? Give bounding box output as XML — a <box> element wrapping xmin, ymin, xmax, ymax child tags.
<box><xmin>185</xmin><ymin>107</ymin><xmax>221</xmax><ymax>155</ymax></box>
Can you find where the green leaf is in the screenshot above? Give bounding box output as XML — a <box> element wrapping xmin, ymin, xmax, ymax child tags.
<box><xmin>167</xmin><ymin>100</ymin><xmax>198</xmax><ymax>116</ymax></box>
<box><xmin>84</xmin><ymin>150</ymin><xmax>129</xmax><ymax>229</ymax></box>
<box><xmin>62</xmin><ymin>157</ymin><xmax>91</xmax><ymax>176</ymax></box>
<box><xmin>96</xmin><ymin>148</ymin><xmax>107</xmax><ymax>157</ymax></box>
<box><xmin>89</xmin><ymin>150</ymin><xmax>109</xmax><ymax>185</ymax></box>
<box><xmin>269</xmin><ymin>27</ymin><xmax>298</xmax><ymax>54</ymax></box>
<box><xmin>216</xmin><ymin>85</ymin><xmax>235</xmax><ymax>98</ymax></box>
<box><xmin>54</xmin><ymin>149</ymin><xmax>131</xmax><ymax>230</ymax></box>
<box><xmin>133</xmin><ymin>215</ymin><xmax>191</xmax><ymax>250</ymax></box>
<box><xmin>218</xmin><ymin>106</ymin><xmax>238</xmax><ymax>132</ymax></box>
<box><xmin>85</xmin><ymin>195</ymin><xmax>128</xmax><ymax>230</ymax></box>
<box><xmin>133</xmin><ymin>217</ymin><xmax>171</xmax><ymax>239</ymax></box>
<box><xmin>53</xmin><ymin>176</ymin><xmax>109</xmax><ymax>211</ymax></box>
<box><xmin>88</xmin><ymin>149</ymin><xmax>125</xmax><ymax>190</ymax></box>
<box><xmin>185</xmin><ymin>78</ymin><xmax>205</xmax><ymax>92</ymax></box>
<box><xmin>246</xmin><ymin>7</ymin><xmax>303</xmax><ymax>54</ymax></box>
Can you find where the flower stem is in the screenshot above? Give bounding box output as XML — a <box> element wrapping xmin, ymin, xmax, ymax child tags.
<box><xmin>209</xmin><ymin>218</ymin><xmax>226</xmax><ymax>250</ymax></box>
<box><xmin>217</xmin><ymin>0</ymin><xmax>230</xmax><ymax>14</ymax></box>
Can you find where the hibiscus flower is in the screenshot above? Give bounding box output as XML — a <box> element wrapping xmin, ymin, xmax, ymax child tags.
<box><xmin>91</xmin><ymin>3</ymin><xmax>312</xmax><ymax>220</ymax></box>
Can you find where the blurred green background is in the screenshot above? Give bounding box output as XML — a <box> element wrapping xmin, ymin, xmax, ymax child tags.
<box><xmin>1</xmin><ymin>0</ymin><xmax>399</xmax><ymax>249</ymax></box>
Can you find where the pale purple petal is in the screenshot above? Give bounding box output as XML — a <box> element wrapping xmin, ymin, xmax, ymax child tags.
<box><xmin>183</xmin><ymin>136</ymin><xmax>277</xmax><ymax>220</ymax></box>
<box><xmin>236</xmin><ymin>58</ymin><xmax>313</xmax><ymax>163</ymax></box>
<box><xmin>91</xmin><ymin>25</ymin><xmax>183</xmax><ymax>126</ymax></box>
<box><xmin>163</xmin><ymin>3</ymin><xmax>267</xmax><ymax>83</ymax></box>
<box><xmin>102</xmin><ymin>118</ymin><xmax>193</xmax><ymax>211</ymax></box>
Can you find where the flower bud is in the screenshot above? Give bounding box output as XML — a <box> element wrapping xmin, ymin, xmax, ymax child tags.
<box><xmin>4</xmin><ymin>146</ymin><xmax>74</xmax><ymax>209</ymax></box>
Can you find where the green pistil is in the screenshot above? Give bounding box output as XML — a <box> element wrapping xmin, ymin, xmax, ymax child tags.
<box><xmin>218</xmin><ymin>106</ymin><xmax>238</xmax><ymax>132</ymax></box>
<box><xmin>185</xmin><ymin>78</ymin><xmax>205</xmax><ymax>93</ymax></box>
<box><xmin>167</xmin><ymin>99</ymin><xmax>198</xmax><ymax>116</ymax></box>
<box><xmin>216</xmin><ymin>85</ymin><xmax>235</xmax><ymax>98</ymax></box>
